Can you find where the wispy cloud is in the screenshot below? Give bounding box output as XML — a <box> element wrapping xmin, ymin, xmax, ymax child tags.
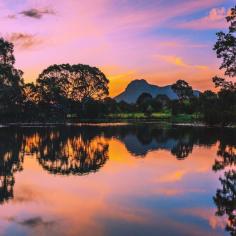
<box><xmin>19</xmin><ymin>7</ymin><xmax>55</xmax><ymax>19</ymax></box>
<box><xmin>156</xmin><ymin>55</ymin><xmax>209</xmax><ymax>70</ymax></box>
<box><xmin>178</xmin><ymin>7</ymin><xmax>230</xmax><ymax>30</ymax></box>
<box><xmin>7</xmin><ymin>33</ymin><xmax>41</xmax><ymax>49</ymax></box>
<box><xmin>6</xmin><ymin>14</ymin><xmax>17</xmax><ymax>19</ymax></box>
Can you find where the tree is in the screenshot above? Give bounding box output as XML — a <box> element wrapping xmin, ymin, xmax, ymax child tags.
<box><xmin>102</xmin><ymin>97</ymin><xmax>118</xmax><ymax>114</ymax></box>
<box><xmin>207</xmin><ymin>6</ymin><xmax>236</xmax><ymax>125</ymax></box>
<box><xmin>212</xmin><ymin>76</ymin><xmax>236</xmax><ymax>92</ymax></box>
<box><xmin>0</xmin><ymin>38</ymin><xmax>15</xmax><ymax>65</ymax></box>
<box><xmin>0</xmin><ymin>38</ymin><xmax>24</xmax><ymax>117</ymax></box>
<box><xmin>199</xmin><ymin>90</ymin><xmax>219</xmax><ymax>124</ymax></box>
<box><xmin>36</xmin><ymin>64</ymin><xmax>109</xmax><ymax>105</ymax></box>
<box><xmin>23</xmin><ymin>83</ymin><xmax>39</xmax><ymax>104</ymax></box>
<box><xmin>22</xmin><ymin>83</ymin><xmax>40</xmax><ymax>120</ymax></box>
<box><xmin>155</xmin><ymin>94</ymin><xmax>170</xmax><ymax>108</ymax></box>
<box><xmin>136</xmin><ymin>93</ymin><xmax>153</xmax><ymax>113</ymax></box>
<box><xmin>213</xmin><ymin>6</ymin><xmax>236</xmax><ymax>77</ymax></box>
<box><xmin>82</xmin><ymin>98</ymin><xmax>106</xmax><ymax>118</ymax></box>
<box><xmin>70</xmin><ymin>64</ymin><xmax>109</xmax><ymax>102</ymax></box>
<box><xmin>171</xmin><ymin>80</ymin><xmax>193</xmax><ymax>101</ymax></box>
<box><xmin>117</xmin><ymin>101</ymin><xmax>136</xmax><ymax>113</ymax></box>
<box><xmin>36</xmin><ymin>64</ymin><xmax>71</xmax><ymax>105</ymax></box>
<box><xmin>136</xmin><ymin>93</ymin><xmax>152</xmax><ymax>105</ymax></box>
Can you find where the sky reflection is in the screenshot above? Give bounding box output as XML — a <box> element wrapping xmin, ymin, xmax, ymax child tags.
<box><xmin>0</xmin><ymin>124</ymin><xmax>234</xmax><ymax>236</ymax></box>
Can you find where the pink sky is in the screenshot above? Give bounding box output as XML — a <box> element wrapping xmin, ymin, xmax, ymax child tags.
<box><xmin>0</xmin><ymin>0</ymin><xmax>234</xmax><ymax>96</ymax></box>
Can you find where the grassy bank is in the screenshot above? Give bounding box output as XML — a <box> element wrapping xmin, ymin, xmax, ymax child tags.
<box><xmin>106</xmin><ymin>112</ymin><xmax>202</xmax><ymax>123</ymax></box>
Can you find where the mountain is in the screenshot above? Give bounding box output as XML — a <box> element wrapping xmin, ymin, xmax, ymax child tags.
<box><xmin>114</xmin><ymin>79</ymin><xmax>200</xmax><ymax>103</ymax></box>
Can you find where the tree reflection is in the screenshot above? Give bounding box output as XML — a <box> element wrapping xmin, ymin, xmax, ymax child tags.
<box><xmin>0</xmin><ymin>129</ymin><xmax>23</xmax><ymax>203</ymax></box>
<box><xmin>213</xmin><ymin>143</ymin><xmax>236</xmax><ymax>171</ymax></box>
<box><xmin>214</xmin><ymin>170</ymin><xmax>236</xmax><ymax>235</ymax></box>
<box><xmin>22</xmin><ymin>129</ymin><xmax>109</xmax><ymax>175</ymax></box>
<box><xmin>171</xmin><ymin>142</ymin><xmax>193</xmax><ymax>160</ymax></box>
<box><xmin>38</xmin><ymin>136</ymin><xmax>109</xmax><ymax>175</ymax></box>
<box><xmin>0</xmin><ymin>127</ymin><xmax>109</xmax><ymax>204</ymax></box>
<box><xmin>213</xmin><ymin>130</ymin><xmax>236</xmax><ymax>236</ymax></box>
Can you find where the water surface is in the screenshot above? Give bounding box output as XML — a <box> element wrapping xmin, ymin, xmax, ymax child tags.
<box><xmin>0</xmin><ymin>123</ymin><xmax>235</xmax><ymax>236</ymax></box>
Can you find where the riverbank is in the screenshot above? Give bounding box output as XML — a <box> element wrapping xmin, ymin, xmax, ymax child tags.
<box><xmin>1</xmin><ymin>121</ymin><xmax>235</xmax><ymax>129</ymax></box>
<box><xmin>0</xmin><ymin>112</ymin><xmax>235</xmax><ymax>128</ymax></box>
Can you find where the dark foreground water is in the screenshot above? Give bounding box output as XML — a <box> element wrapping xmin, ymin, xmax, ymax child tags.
<box><xmin>0</xmin><ymin>123</ymin><xmax>235</xmax><ymax>236</ymax></box>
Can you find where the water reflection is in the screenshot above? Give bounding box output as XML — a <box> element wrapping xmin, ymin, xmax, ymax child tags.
<box><xmin>22</xmin><ymin>130</ymin><xmax>109</xmax><ymax>175</ymax></box>
<box><xmin>0</xmin><ymin>130</ymin><xmax>23</xmax><ymax>203</ymax></box>
<box><xmin>213</xmin><ymin>131</ymin><xmax>236</xmax><ymax>236</ymax></box>
<box><xmin>0</xmin><ymin>124</ymin><xmax>234</xmax><ymax>236</ymax></box>
<box><xmin>115</xmin><ymin>125</ymin><xmax>219</xmax><ymax>159</ymax></box>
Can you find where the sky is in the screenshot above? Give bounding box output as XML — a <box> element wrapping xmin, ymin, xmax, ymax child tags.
<box><xmin>0</xmin><ymin>0</ymin><xmax>235</xmax><ymax>96</ymax></box>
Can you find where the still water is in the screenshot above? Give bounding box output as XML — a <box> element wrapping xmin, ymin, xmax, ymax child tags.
<box><xmin>0</xmin><ymin>123</ymin><xmax>235</xmax><ymax>236</ymax></box>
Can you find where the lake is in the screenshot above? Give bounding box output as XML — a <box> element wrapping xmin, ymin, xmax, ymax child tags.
<box><xmin>0</xmin><ymin>123</ymin><xmax>235</xmax><ymax>236</ymax></box>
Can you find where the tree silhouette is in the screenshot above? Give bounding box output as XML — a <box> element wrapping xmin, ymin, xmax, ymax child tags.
<box><xmin>214</xmin><ymin>170</ymin><xmax>236</xmax><ymax>236</ymax></box>
<box><xmin>37</xmin><ymin>64</ymin><xmax>71</xmax><ymax>105</ymax></box>
<box><xmin>0</xmin><ymin>129</ymin><xmax>24</xmax><ymax>204</ymax></box>
<box><xmin>136</xmin><ymin>93</ymin><xmax>152</xmax><ymax>105</ymax></box>
<box><xmin>136</xmin><ymin>93</ymin><xmax>153</xmax><ymax>114</ymax></box>
<box><xmin>171</xmin><ymin>80</ymin><xmax>193</xmax><ymax>101</ymax></box>
<box><xmin>37</xmin><ymin>64</ymin><xmax>109</xmax><ymax>105</ymax></box>
<box><xmin>70</xmin><ymin>64</ymin><xmax>109</xmax><ymax>102</ymax></box>
<box><xmin>214</xmin><ymin>5</ymin><xmax>236</xmax><ymax>77</ymax></box>
<box><xmin>213</xmin><ymin>144</ymin><xmax>236</xmax><ymax>171</ymax></box>
<box><xmin>212</xmin><ymin>77</ymin><xmax>236</xmax><ymax>92</ymax></box>
<box><xmin>213</xmin><ymin>129</ymin><xmax>236</xmax><ymax>236</ymax></box>
<box><xmin>21</xmin><ymin>129</ymin><xmax>109</xmax><ymax>175</ymax></box>
<box><xmin>0</xmin><ymin>38</ymin><xmax>24</xmax><ymax>118</ymax></box>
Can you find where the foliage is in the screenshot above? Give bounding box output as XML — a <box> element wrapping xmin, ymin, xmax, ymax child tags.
<box><xmin>36</xmin><ymin>64</ymin><xmax>109</xmax><ymax>104</ymax></box>
<box><xmin>214</xmin><ymin>6</ymin><xmax>236</xmax><ymax>77</ymax></box>
<box><xmin>0</xmin><ymin>38</ymin><xmax>24</xmax><ymax>120</ymax></box>
<box><xmin>171</xmin><ymin>80</ymin><xmax>193</xmax><ymax>101</ymax></box>
<box><xmin>205</xmin><ymin>5</ymin><xmax>236</xmax><ymax>125</ymax></box>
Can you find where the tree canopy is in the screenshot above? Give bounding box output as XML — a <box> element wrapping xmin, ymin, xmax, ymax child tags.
<box><xmin>171</xmin><ymin>80</ymin><xmax>193</xmax><ymax>101</ymax></box>
<box><xmin>0</xmin><ymin>38</ymin><xmax>24</xmax><ymax>112</ymax></box>
<box><xmin>136</xmin><ymin>92</ymin><xmax>152</xmax><ymax>105</ymax></box>
<box><xmin>214</xmin><ymin>6</ymin><xmax>236</xmax><ymax>77</ymax></box>
<box><xmin>36</xmin><ymin>64</ymin><xmax>109</xmax><ymax>105</ymax></box>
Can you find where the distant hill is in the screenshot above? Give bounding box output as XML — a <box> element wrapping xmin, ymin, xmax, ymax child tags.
<box><xmin>114</xmin><ymin>79</ymin><xmax>200</xmax><ymax>103</ymax></box>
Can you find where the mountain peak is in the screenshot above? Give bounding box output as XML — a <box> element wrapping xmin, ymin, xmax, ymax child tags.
<box><xmin>126</xmin><ymin>79</ymin><xmax>149</xmax><ymax>89</ymax></box>
<box><xmin>114</xmin><ymin>79</ymin><xmax>200</xmax><ymax>103</ymax></box>
<box><xmin>130</xmin><ymin>79</ymin><xmax>148</xmax><ymax>84</ymax></box>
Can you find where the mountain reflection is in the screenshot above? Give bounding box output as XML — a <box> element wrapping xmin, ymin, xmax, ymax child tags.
<box><xmin>116</xmin><ymin>125</ymin><xmax>218</xmax><ymax>159</ymax></box>
<box><xmin>213</xmin><ymin>131</ymin><xmax>236</xmax><ymax>236</ymax></box>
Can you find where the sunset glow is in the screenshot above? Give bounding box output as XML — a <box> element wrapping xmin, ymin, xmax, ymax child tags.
<box><xmin>0</xmin><ymin>0</ymin><xmax>234</xmax><ymax>96</ymax></box>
